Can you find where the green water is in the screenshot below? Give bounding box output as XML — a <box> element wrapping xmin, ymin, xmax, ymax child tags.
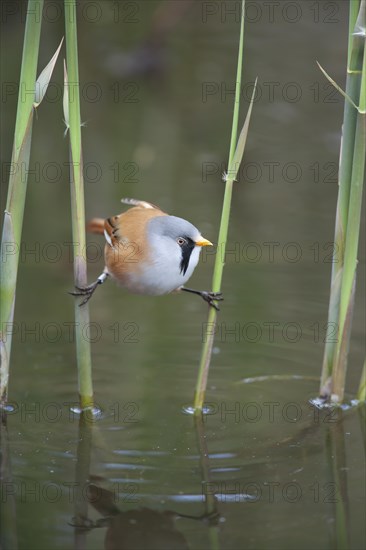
<box><xmin>1</xmin><ymin>1</ymin><xmax>365</xmax><ymax>549</ymax></box>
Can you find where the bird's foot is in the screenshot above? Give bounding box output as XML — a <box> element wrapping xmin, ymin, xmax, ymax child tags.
<box><xmin>69</xmin><ymin>282</ymin><xmax>99</xmax><ymax>306</ymax></box>
<box><xmin>200</xmin><ymin>291</ymin><xmax>223</xmax><ymax>311</ymax></box>
<box><xmin>69</xmin><ymin>273</ymin><xmax>108</xmax><ymax>306</ymax></box>
<box><xmin>181</xmin><ymin>287</ymin><xmax>223</xmax><ymax>311</ymax></box>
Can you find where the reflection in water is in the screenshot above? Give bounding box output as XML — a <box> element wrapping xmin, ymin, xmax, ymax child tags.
<box><xmin>73</xmin><ymin>412</ymin><xmax>93</xmax><ymax>550</ymax></box>
<box><xmin>0</xmin><ymin>420</ymin><xmax>18</xmax><ymax>550</ymax></box>
<box><xmin>87</xmin><ymin>486</ymin><xmax>190</xmax><ymax>550</ymax></box>
<box><xmin>71</xmin><ymin>411</ymin><xmax>220</xmax><ymax>549</ymax></box>
<box><xmin>325</xmin><ymin>411</ymin><xmax>350</xmax><ymax>550</ymax></box>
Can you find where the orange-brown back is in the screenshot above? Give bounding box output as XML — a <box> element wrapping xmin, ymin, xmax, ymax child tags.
<box><xmin>87</xmin><ymin>203</ymin><xmax>168</xmax><ymax>284</ymax></box>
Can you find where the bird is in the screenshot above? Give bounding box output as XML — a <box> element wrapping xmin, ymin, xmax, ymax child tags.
<box><xmin>70</xmin><ymin>198</ymin><xmax>223</xmax><ymax>310</ymax></box>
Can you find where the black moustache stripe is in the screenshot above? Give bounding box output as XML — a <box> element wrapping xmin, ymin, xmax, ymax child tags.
<box><xmin>180</xmin><ymin>238</ymin><xmax>195</xmax><ymax>275</ymax></box>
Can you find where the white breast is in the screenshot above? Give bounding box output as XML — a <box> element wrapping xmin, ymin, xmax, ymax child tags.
<box><xmin>125</xmin><ymin>236</ymin><xmax>201</xmax><ymax>296</ymax></box>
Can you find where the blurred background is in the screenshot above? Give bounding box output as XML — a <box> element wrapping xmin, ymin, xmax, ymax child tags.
<box><xmin>1</xmin><ymin>1</ymin><xmax>365</xmax><ymax>549</ymax></box>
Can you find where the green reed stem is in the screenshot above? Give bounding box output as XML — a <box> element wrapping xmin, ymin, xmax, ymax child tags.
<box><xmin>332</xmin><ymin>31</ymin><xmax>366</xmax><ymax>402</ymax></box>
<box><xmin>320</xmin><ymin>0</ymin><xmax>365</xmax><ymax>402</ymax></box>
<box><xmin>194</xmin><ymin>0</ymin><xmax>246</xmax><ymax>412</ymax></box>
<box><xmin>320</xmin><ymin>0</ymin><xmax>362</xmax><ymax>398</ymax></box>
<box><xmin>65</xmin><ymin>0</ymin><xmax>94</xmax><ymax>409</ymax></box>
<box><xmin>0</xmin><ymin>0</ymin><xmax>44</xmax><ymax>406</ymax></box>
<box><xmin>357</xmin><ymin>359</ymin><xmax>366</xmax><ymax>402</ymax></box>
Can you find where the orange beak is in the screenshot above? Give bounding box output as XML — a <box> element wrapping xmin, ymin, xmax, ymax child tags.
<box><xmin>195</xmin><ymin>237</ymin><xmax>213</xmax><ymax>247</ymax></box>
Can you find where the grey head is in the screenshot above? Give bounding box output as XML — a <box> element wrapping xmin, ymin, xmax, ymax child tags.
<box><xmin>147</xmin><ymin>215</ymin><xmax>202</xmax><ymax>275</ymax></box>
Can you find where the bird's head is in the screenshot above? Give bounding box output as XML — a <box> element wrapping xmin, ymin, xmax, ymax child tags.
<box><xmin>147</xmin><ymin>215</ymin><xmax>213</xmax><ymax>279</ymax></box>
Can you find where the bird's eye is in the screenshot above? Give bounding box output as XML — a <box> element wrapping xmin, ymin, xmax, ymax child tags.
<box><xmin>177</xmin><ymin>237</ymin><xmax>186</xmax><ymax>246</ymax></box>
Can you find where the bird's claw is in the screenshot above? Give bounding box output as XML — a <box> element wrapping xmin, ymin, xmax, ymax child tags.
<box><xmin>201</xmin><ymin>291</ymin><xmax>224</xmax><ymax>311</ymax></box>
<box><xmin>69</xmin><ymin>282</ymin><xmax>98</xmax><ymax>306</ymax></box>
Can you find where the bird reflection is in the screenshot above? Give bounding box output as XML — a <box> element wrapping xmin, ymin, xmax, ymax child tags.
<box><xmin>72</xmin><ymin>483</ymin><xmax>219</xmax><ymax>550</ymax></box>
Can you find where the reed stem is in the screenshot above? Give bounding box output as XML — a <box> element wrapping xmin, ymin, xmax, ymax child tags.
<box><xmin>194</xmin><ymin>0</ymin><xmax>247</xmax><ymax>412</ymax></box>
<box><xmin>357</xmin><ymin>359</ymin><xmax>366</xmax><ymax>402</ymax></box>
<box><xmin>320</xmin><ymin>0</ymin><xmax>365</xmax><ymax>401</ymax></box>
<box><xmin>0</xmin><ymin>0</ymin><xmax>44</xmax><ymax>406</ymax></box>
<box><xmin>64</xmin><ymin>0</ymin><xmax>94</xmax><ymax>409</ymax></box>
<box><xmin>332</xmin><ymin>31</ymin><xmax>366</xmax><ymax>402</ymax></box>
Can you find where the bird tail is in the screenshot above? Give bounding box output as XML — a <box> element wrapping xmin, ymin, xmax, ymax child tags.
<box><xmin>86</xmin><ymin>218</ymin><xmax>105</xmax><ymax>235</ymax></box>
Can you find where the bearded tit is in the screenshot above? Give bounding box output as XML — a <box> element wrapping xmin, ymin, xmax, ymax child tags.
<box><xmin>71</xmin><ymin>198</ymin><xmax>223</xmax><ymax>310</ymax></box>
